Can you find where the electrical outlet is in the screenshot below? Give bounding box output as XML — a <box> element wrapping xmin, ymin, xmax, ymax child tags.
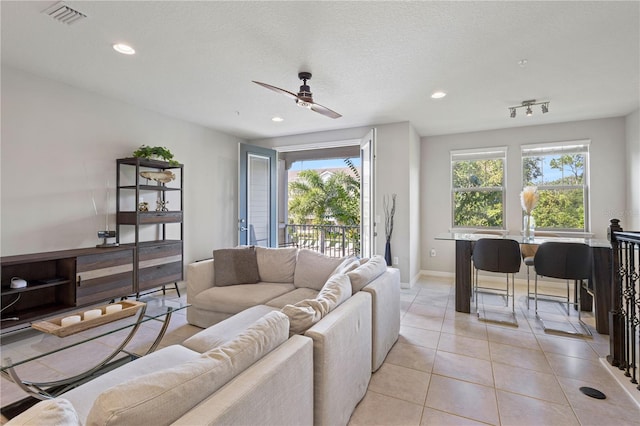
<box><xmin>430</xmin><ymin>249</ymin><xmax>436</xmax><ymax>257</ymax></box>
<box><xmin>393</xmin><ymin>256</ymin><xmax>399</xmax><ymax>265</ymax></box>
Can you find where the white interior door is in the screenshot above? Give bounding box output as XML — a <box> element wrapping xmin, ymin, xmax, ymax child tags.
<box><xmin>360</xmin><ymin>129</ymin><xmax>376</xmax><ymax>257</ymax></box>
<box><xmin>239</xmin><ymin>143</ymin><xmax>277</xmax><ymax>246</ymax></box>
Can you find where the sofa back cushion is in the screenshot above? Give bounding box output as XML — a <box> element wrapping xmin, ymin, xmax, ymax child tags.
<box><xmin>213</xmin><ymin>246</ymin><xmax>259</xmax><ymax>286</ymax></box>
<box><xmin>348</xmin><ymin>255</ymin><xmax>388</xmax><ymax>293</ymax></box>
<box><xmin>255</xmin><ymin>246</ymin><xmax>297</xmax><ymax>283</ymax></box>
<box><xmin>282</xmin><ymin>273</ymin><xmax>351</xmax><ymax>335</ymax></box>
<box><xmin>294</xmin><ymin>249</ymin><xmax>345</xmax><ymax>290</ymax></box>
<box><xmin>86</xmin><ymin>311</ymin><xmax>289</xmax><ymax>426</ymax></box>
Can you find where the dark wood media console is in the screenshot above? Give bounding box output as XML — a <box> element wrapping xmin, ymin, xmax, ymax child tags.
<box><xmin>1</xmin><ymin>246</ymin><xmax>134</xmax><ymax>330</ymax></box>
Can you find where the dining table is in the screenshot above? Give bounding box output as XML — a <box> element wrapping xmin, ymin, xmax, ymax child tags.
<box><xmin>435</xmin><ymin>232</ymin><xmax>613</xmax><ymax>334</ymax></box>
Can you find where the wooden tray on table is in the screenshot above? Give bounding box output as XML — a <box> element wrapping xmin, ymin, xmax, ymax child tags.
<box><xmin>31</xmin><ymin>300</ymin><xmax>146</xmax><ymax>337</ymax></box>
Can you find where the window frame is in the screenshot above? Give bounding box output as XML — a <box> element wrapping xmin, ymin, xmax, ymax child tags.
<box><xmin>520</xmin><ymin>140</ymin><xmax>590</xmax><ymax>233</ymax></box>
<box><xmin>450</xmin><ymin>147</ymin><xmax>508</xmax><ymax>231</ymax></box>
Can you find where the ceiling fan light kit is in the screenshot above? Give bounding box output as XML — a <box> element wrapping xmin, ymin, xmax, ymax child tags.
<box><xmin>253</xmin><ymin>72</ymin><xmax>342</xmax><ymax>119</ymax></box>
<box><xmin>508</xmin><ymin>99</ymin><xmax>550</xmax><ymax>118</ymax></box>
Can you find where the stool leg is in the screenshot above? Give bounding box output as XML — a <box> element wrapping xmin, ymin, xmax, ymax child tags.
<box><xmin>534</xmin><ymin>274</ymin><xmax>539</xmax><ymax>314</ymax></box>
<box><xmin>511</xmin><ymin>274</ymin><xmax>515</xmax><ymax>315</ymax></box>
<box><xmin>526</xmin><ymin>265</ymin><xmax>530</xmax><ymax>310</ymax></box>
<box><xmin>505</xmin><ymin>275</ymin><xmax>509</xmax><ymax>307</ymax></box>
<box><xmin>474</xmin><ymin>268</ymin><xmax>477</xmax><ymax>313</ymax></box>
<box><xmin>504</xmin><ymin>275</ymin><xmax>509</xmax><ymax>307</ymax></box>
<box><xmin>174</xmin><ymin>282</ymin><xmax>181</xmax><ymax>298</ymax></box>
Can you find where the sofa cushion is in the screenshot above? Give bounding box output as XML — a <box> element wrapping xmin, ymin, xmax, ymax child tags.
<box><xmin>348</xmin><ymin>255</ymin><xmax>388</xmax><ymax>293</ymax></box>
<box><xmin>265</xmin><ymin>287</ymin><xmax>319</xmax><ymax>309</ymax></box>
<box><xmin>182</xmin><ymin>304</ymin><xmax>278</xmax><ymax>353</ymax></box>
<box><xmin>192</xmin><ymin>283</ymin><xmax>294</xmax><ymax>315</ymax></box>
<box><xmin>282</xmin><ymin>273</ymin><xmax>351</xmax><ymax>335</ymax></box>
<box><xmin>213</xmin><ymin>246</ymin><xmax>259</xmax><ymax>286</ymax></box>
<box><xmin>5</xmin><ymin>398</ymin><xmax>80</xmax><ymax>426</ymax></box>
<box><xmin>86</xmin><ymin>311</ymin><xmax>289</xmax><ymax>426</ymax></box>
<box><xmin>255</xmin><ymin>246</ymin><xmax>297</xmax><ymax>283</ymax></box>
<box><xmin>294</xmin><ymin>249</ymin><xmax>345</xmax><ymax>290</ymax></box>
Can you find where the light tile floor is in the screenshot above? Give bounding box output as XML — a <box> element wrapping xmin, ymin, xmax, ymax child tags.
<box><xmin>348</xmin><ymin>275</ymin><xmax>640</xmax><ymax>426</ymax></box>
<box><xmin>2</xmin><ymin>277</ymin><xmax>639</xmax><ymax>426</ymax></box>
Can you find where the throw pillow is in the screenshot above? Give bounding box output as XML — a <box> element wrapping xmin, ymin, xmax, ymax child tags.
<box><xmin>330</xmin><ymin>255</ymin><xmax>360</xmax><ymax>276</ymax></box>
<box><xmin>282</xmin><ymin>273</ymin><xmax>351</xmax><ymax>335</ymax></box>
<box><xmin>6</xmin><ymin>398</ymin><xmax>80</xmax><ymax>426</ymax></box>
<box><xmin>255</xmin><ymin>246</ymin><xmax>297</xmax><ymax>283</ymax></box>
<box><xmin>347</xmin><ymin>255</ymin><xmax>387</xmax><ymax>294</ymax></box>
<box><xmin>293</xmin><ymin>249</ymin><xmax>345</xmax><ymax>290</ymax></box>
<box><xmin>86</xmin><ymin>311</ymin><xmax>289</xmax><ymax>426</ymax></box>
<box><xmin>213</xmin><ymin>246</ymin><xmax>259</xmax><ymax>286</ymax></box>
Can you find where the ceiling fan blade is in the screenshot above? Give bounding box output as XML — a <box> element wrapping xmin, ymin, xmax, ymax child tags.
<box><xmin>252</xmin><ymin>81</ymin><xmax>299</xmax><ymax>101</ymax></box>
<box><xmin>310</xmin><ymin>102</ymin><xmax>342</xmax><ymax>119</ymax></box>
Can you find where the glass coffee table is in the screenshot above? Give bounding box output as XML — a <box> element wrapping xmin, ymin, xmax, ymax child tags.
<box><xmin>1</xmin><ymin>296</ymin><xmax>189</xmax><ymax>403</ymax></box>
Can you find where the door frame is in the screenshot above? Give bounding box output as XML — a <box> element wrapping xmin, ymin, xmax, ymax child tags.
<box><xmin>238</xmin><ymin>143</ymin><xmax>277</xmax><ymax>246</ymax></box>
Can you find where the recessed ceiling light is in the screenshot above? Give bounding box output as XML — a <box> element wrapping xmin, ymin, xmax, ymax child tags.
<box><xmin>113</xmin><ymin>43</ymin><xmax>135</xmax><ymax>55</ymax></box>
<box><xmin>272</xmin><ymin>116</ymin><xmax>284</xmax><ymax>122</ymax></box>
<box><xmin>518</xmin><ymin>59</ymin><xmax>528</xmax><ymax>68</ymax></box>
<box><xmin>431</xmin><ymin>91</ymin><xmax>447</xmax><ymax>99</ymax></box>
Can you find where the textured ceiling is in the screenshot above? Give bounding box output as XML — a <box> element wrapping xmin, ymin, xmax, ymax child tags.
<box><xmin>1</xmin><ymin>1</ymin><xmax>638</xmax><ymax>140</ymax></box>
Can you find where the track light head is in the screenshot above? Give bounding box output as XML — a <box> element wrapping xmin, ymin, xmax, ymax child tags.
<box><xmin>510</xmin><ymin>108</ymin><xmax>516</xmax><ymax>118</ymax></box>
<box><xmin>541</xmin><ymin>103</ymin><xmax>549</xmax><ymax>114</ymax></box>
<box><xmin>526</xmin><ymin>106</ymin><xmax>533</xmax><ymax>116</ymax></box>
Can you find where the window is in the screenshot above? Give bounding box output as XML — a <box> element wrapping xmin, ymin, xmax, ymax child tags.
<box><xmin>521</xmin><ymin>141</ymin><xmax>589</xmax><ymax>232</ymax></box>
<box><xmin>451</xmin><ymin>147</ymin><xmax>506</xmax><ymax>229</ymax></box>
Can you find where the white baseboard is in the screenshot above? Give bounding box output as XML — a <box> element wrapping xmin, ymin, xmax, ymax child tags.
<box><xmin>600</xmin><ymin>357</ymin><xmax>640</xmax><ymax>410</ymax></box>
<box><xmin>419</xmin><ymin>270</ymin><xmax>454</xmax><ymax>279</ymax></box>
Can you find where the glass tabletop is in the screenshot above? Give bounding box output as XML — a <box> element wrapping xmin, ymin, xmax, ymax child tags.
<box><xmin>0</xmin><ymin>296</ymin><xmax>189</xmax><ymax>371</ymax></box>
<box><xmin>435</xmin><ymin>232</ymin><xmax>611</xmax><ymax>248</ymax></box>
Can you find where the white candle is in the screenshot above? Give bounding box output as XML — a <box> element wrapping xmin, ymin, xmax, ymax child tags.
<box><xmin>61</xmin><ymin>315</ymin><xmax>81</xmax><ymax>327</ymax></box>
<box><xmin>105</xmin><ymin>304</ymin><xmax>122</xmax><ymax>314</ymax></box>
<box><xmin>83</xmin><ymin>309</ymin><xmax>102</xmax><ymax>321</ymax></box>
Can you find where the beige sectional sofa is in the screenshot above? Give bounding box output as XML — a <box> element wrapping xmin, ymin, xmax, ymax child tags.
<box><xmin>187</xmin><ymin>246</ymin><xmax>401</xmax><ymax>371</ymax></box>
<box><xmin>7</xmin><ymin>312</ymin><xmax>314</xmax><ymax>426</ymax></box>
<box><xmin>8</xmin><ymin>247</ymin><xmax>400</xmax><ymax>426</ymax></box>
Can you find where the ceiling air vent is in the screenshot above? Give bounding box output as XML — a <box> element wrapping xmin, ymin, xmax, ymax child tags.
<box><xmin>42</xmin><ymin>2</ymin><xmax>87</xmax><ymax>25</ymax></box>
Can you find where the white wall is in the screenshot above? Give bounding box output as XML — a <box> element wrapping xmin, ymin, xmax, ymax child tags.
<box><xmin>253</xmin><ymin>122</ymin><xmax>418</xmax><ymax>284</ymax></box>
<box><xmin>1</xmin><ymin>66</ymin><xmax>243</xmax><ymax>264</ymax></box>
<box><xmin>421</xmin><ymin>117</ymin><xmax>628</xmax><ymax>275</ymax></box>
<box><xmin>626</xmin><ymin>109</ymin><xmax>640</xmax><ymax>230</ymax></box>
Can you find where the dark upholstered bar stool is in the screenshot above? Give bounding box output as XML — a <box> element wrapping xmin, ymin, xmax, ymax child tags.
<box><xmin>534</xmin><ymin>241</ymin><xmax>593</xmax><ymax>336</ymax></box>
<box><xmin>472</xmin><ymin>238</ymin><xmax>521</xmax><ymax>326</ymax></box>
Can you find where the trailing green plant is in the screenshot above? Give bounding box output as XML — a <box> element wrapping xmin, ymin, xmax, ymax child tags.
<box><xmin>132</xmin><ymin>145</ymin><xmax>179</xmax><ymax>165</ymax></box>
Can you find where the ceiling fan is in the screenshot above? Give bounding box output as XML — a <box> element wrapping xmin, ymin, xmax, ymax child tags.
<box><xmin>252</xmin><ymin>72</ymin><xmax>342</xmax><ymax>119</ymax></box>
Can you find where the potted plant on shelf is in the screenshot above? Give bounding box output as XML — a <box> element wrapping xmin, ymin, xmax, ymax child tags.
<box><xmin>132</xmin><ymin>145</ymin><xmax>179</xmax><ymax>166</ymax></box>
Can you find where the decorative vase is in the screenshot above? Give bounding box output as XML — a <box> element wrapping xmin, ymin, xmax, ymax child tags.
<box><xmin>384</xmin><ymin>240</ymin><xmax>392</xmax><ymax>266</ymax></box>
<box><xmin>523</xmin><ymin>214</ymin><xmax>536</xmax><ymax>242</ymax></box>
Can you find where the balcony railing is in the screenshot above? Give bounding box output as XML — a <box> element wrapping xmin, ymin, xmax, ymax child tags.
<box><xmin>283</xmin><ymin>224</ymin><xmax>360</xmax><ymax>258</ymax></box>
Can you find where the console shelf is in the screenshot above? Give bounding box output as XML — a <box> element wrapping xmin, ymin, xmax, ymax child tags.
<box><xmin>1</xmin><ymin>280</ymin><xmax>70</xmax><ymax>296</ymax></box>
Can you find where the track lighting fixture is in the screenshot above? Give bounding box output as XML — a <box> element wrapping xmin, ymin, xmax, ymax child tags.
<box><xmin>508</xmin><ymin>99</ymin><xmax>550</xmax><ymax>118</ymax></box>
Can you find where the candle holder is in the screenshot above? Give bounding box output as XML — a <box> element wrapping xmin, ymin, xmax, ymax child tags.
<box><xmin>96</xmin><ymin>230</ymin><xmax>119</xmax><ymax>248</ymax></box>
